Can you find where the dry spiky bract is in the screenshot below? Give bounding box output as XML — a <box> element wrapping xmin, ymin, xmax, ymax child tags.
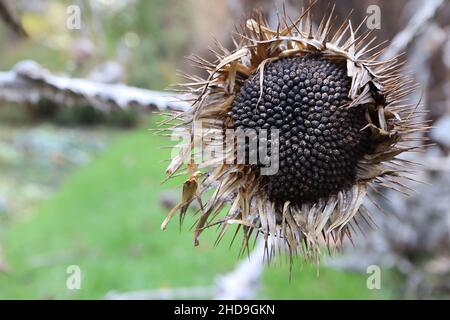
<box><xmin>160</xmin><ymin>4</ymin><xmax>428</xmax><ymax>267</ymax></box>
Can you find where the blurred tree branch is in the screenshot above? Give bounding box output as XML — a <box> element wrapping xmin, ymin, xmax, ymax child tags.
<box><xmin>0</xmin><ymin>0</ymin><xmax>27</xmax><ymax>37</ymax></box>
<box><xmin>0</xmin><ymin>60</ymin><xmax>189</xmax><ymax>112</ymax></box>
<box><xmin>382</xmin><ymin>0</ymin><xmax>445</xmax><ymax>60</ymax></box>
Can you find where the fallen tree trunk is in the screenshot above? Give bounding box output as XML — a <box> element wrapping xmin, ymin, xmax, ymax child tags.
<box><xmin>0</xmin><ymin>60</ymin><xmax>189</xmax><ymax>112</ymax></box>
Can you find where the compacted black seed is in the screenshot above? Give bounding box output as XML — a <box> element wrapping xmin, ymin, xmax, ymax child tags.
<box><xmin>228</xmin><ymin>54</ymin><xmax>370</xmax><ymax>206</ymax></box>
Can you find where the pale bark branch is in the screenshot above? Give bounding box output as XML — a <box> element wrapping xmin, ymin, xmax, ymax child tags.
<box><xmin>0</xmin><ymin>60</ymin><xmax>189</xmax><ymax>112</ymax></box>
<box><xmin>382</xmin><ymin>0</ymin><xmax>445</xmax><ymax>60</ymax></box>
<box><xmin>105</xmin><ymin>286</ymin><xmax>214</xmax><ymax>300</ymax></box>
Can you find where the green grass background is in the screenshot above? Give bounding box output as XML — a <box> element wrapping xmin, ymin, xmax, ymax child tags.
<box><xmin>0</xmin><ymin>122</ymin><xmax>390</xmax><ymax>299</ymax></box>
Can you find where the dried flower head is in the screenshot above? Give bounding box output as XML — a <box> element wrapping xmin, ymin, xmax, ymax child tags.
<box><xmin>160</xmin><ymin>4</ymin><xmax>428</xmax><ymax>265</ymax></box>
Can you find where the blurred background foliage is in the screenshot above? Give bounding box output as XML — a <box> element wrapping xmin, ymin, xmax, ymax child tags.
<box><xmin>0</xmin><ymin>0</ymin><xmax>449</xmax><ymax>299</ymax></box>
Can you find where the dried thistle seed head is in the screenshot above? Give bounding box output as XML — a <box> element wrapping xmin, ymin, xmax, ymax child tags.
<box><xmin>161</xmin><ymin>4</ymin><xmax>428</xmax><ymax>268</ymax></box>
<box><xmin>229</xmin><ymin>55</ymin><xmax>371</xmax><ymax>206</ymax></box>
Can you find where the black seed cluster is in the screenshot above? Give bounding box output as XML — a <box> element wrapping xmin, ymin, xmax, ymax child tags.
<box><xmin>228</xmin><ymin>54</ymin><xmax>370</xmax><ymax>206</ymax></box>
